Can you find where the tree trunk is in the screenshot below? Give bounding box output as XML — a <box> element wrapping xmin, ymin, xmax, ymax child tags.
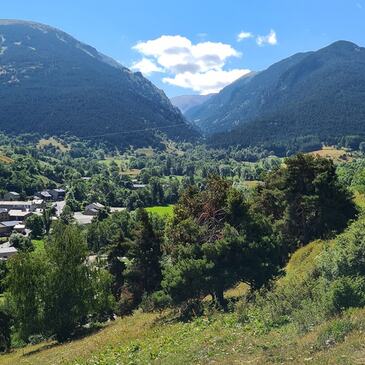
<box><xmin>213</xmin><ymin>289</ymin><xmax>227</xmax><ymax>311</ymax></box>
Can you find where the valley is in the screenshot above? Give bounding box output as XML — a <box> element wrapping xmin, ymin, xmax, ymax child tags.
<box><xmin>1</xmin><ymin>8</ymin><xmax>365</xmax><ymax>365</ymax></box>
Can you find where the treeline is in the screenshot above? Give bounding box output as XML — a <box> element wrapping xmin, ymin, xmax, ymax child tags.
<box><xmin>0</xmin><ymin>153</ymin><xmax>357</xmax><ymax>351</ymax></box>
<box><xmin>209</xmin><ymin>121</ymin><xmax>365</xmax><ymax>156</ymax></box>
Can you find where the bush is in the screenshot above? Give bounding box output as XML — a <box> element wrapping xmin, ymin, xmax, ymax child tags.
<box><xmin>140</xmin><ymin>291</ymin><xmax>172</xmax><ymax>312</ymax></box>
<box><xmin>326</xmin><ymin>277</ymin><xmax>365</xmax><ymax>315</ymax></box>
<box><xmin>179</xmin><ymin>299</ymin><xmax>204</xmax><ymax>322</ymax></box>
<box><xmin>316</xmin><ymin>318</ymin><xmax>355</xmax><ymax>349</ymax></box>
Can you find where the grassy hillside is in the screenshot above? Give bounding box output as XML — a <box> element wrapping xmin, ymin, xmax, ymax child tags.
<box><xmin>3</xmin><ymin>236</ymin><xmax>365</xmax><ymax>365</ymax></box>
<box><xmin>2</xmin><ymin>300</ymin><xmax>365</xmax><ymax>364</ymax></box>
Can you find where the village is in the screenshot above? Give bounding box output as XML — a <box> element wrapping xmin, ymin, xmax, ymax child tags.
<box><xmin>0</xmin><ymin>188</ymin><xmax>119</xmax><ymax>260</ymax></box>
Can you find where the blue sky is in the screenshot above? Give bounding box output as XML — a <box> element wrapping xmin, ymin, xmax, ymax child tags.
<box><xmin>2</xmin><ymin>0</ymin><xmax>365</xmax><ymax>96</ymax></box>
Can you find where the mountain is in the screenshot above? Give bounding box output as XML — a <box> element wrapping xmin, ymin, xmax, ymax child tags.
<box><xmin>170</xmin><ymin>94</ymin><xmax>214</xmax><ymax>114</ymax></box>
<box><xmin>0</xmin><ymin>20</ymin><xmax>198</xmax><ymax>147</ymax></box>
<box><xmin>188</xmin><ymin>41</ymin><xmax>365</xmax><ymax>151</ymax></box>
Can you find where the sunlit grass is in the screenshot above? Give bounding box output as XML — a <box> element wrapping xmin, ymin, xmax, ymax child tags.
<box><xmin>146</xmin><ymin>205</ymin><xmax>174</xmax><ymax>217</ymax></box>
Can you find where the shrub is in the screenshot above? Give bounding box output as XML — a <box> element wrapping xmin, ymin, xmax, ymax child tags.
<box><xmin>140</xmin><ymin>291</ymin><xmax>172</xmax><ymax>312</ymax></box>
<box><xmin>325</xmin><ymin>276</ymin><xmax>365</xmax><ymax>315</ymax></box>
<box><xmin>316</xmin><ymin>318</ymin><xmax>355</xmax><ymax>349</ymax></box>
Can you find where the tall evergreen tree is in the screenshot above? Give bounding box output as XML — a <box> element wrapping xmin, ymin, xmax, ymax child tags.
<box><xmin>254</xmin><ymin>154</ymin><xmax>357</xmax><ymax>248</ymax></box>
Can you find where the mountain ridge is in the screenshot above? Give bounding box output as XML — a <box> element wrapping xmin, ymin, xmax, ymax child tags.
<box><xmin>189</xmin><ymin>40</ymin><xmax>365</xmax><ymax>151</ymax></box>
<box><xmin>0</xmin><ymin>19</ymin><xmax>198</xmax><ymax>147</ymax></box>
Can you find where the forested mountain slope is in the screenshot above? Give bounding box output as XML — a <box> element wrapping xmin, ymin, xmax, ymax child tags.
<box><xmin>0</xmin><ymin>20</ymin><xmax>198</xmax><ymax>147</ymax></box>
<box><xmin>188</xmin><ymin>41</ymin><xmax>365</xmax><ymax>151</ymax></box>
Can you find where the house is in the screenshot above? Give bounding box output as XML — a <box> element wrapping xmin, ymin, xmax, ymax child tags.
<box><xmin>35</xmin><ymin>191</ymin><xmax>53</xmax><ymax>201</ymax></box>
<box><xmin>0</xmin><ymin>242</ymin><xmax>17</xmax><ymax>260</ymax></box>
<box><xmin>14</xmin><ymin>223</ymin><xmax>26</xmax><ymax>234</ymax></box>
<box><xmin>32</xmin><ymin>199</ymin><xmax>46</xmax><ymax>210</ymax></box>
<box><xmin>0</xmin><ymin>201</ymin><xmax>37</xmax><ymax>212</ymax></box>
<box><xmin>49</xmin><ymin>188</ymin><xmax>66</xmax><ymax>201</ymax></box>
<box><xmin>8</xmin><ymin>210</ymin><xmax>32</xmax><ymax>222</ymax></box>
<box><xmin>84</xmin><ymin>203</ymin><xmax>105</xmax><ymax>216</ymax></box>
<box><xmin>0</xmin><ymin>208</ymin><xmax>9</xmax><ymax>222</ymax></box>
<box><xmin>0</xmin><ymin>221</ymin><xmax>19</xmax><ymax>237</ymax></box>
<box><xmin>132</xmin><ymin>183</ymin><xmax>147</xmax><ymax>189</ymax></box>
<box><xmin>3</xmin><ymin>192</ymin><xmax>20</xmax><ymax>201</ymax></box>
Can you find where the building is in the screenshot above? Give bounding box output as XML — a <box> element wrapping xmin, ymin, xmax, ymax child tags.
<box><xmin>49</xmin><ymin>188</ymin><xmax>66</xmax><ymax>201</ymax></box>
<box><xmin>35</xmin><ymin>191</ymin><xmax>53</xmax><ymax>201</ymax></box>
<box><xmin>0</xmin><ymin>242</ymin><xmax>17</xmax><ymax>260</ymax></box>
<box><xmin>0</xmin><ymin>208</ymin><xmax>9</xmax><ymax>222</ymax></box>
<box><xmin>14</xmin><ymin>223</ymin><xmax>26</xmax><ymax>234</ymax></box>
<box><xmin>32</xmin><ymin>199</ymin><xmax>46</xmax><ymax>210</ymax></box>
<box><xmin>3</xmin><ymin>192</ymin><xmax>20</xmax><ymax>201</ymax></box>
<box><xmin>8</xmin><ymin>210</ymin><xmax>32</xmax><ymax>221</ymax></box>
<box><xmin>84</xmin><ymin>203</ymin><xmax>105</xmax><ymax>216</ymax></box>
<box><xmin>132</xmin><ymin>183</ymin><xmax>147</xmax><ymax>189</ymax></box>
<box><xmin>0</xmin><ymin>221</ymin><xmax>19</xmax><ymax>237</ymax></box>
<box><xmin>0</xmin><ymin>201</ymin><xmax>37</xmax><ymax>212</ymax></box>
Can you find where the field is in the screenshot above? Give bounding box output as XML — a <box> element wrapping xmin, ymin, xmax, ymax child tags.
<box><xmin>243</xmin><ymin>180</ymin><xmax>263</xmax><ymax>189</ymax></box>
<box><xmin>120</xmin><ymin>169</ymin><xmax>141</xmax><ymax>178</ymax></box>
<box><xmin>135</xmin><ymin>147</ymin><xmax>154</xmax><ymax>157</ymax></box>
<box><xmin>146</xmin><ymin>205</ymin><xmax>174</xmax><ymax>217</ymax></box>
<box><xmin>37</xmin><ymin>138</ymin><xmax>70</xmax><ymax>153</ymax></box>
<box><xmin>0</xmin><ymin>155</ymin><xmax>14</xmax><ymax>164</ymax></box>
<box><xmin>308</xmin><ymin>146</ymin><xmax>353</xmax><ymax>162</ymax></box>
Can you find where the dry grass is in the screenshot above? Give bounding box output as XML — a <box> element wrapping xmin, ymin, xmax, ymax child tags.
<box><xmin>120</xmin><ymin>168</ymin><xmax>141</xmax><ymax>177</ymax></box>
<box><xmin>2</xmin><ymin>294</ymin><xmax>365</xmax><ymax>365</ymax></box>
<box><xmin>162</xmin><ymin>141</ymin><xmax>185</xmax><ymax>156</ymax></box>
<box><xmin>244</xmin><ymin>180</ymin><xmax>263</xmax><ymax>189</ymax></box>
<box><xmin>308</xmin><ymin>146</ymin><xmax>352</xmax><ymax>162</ymax></box>
<box><xmin>0</xmin><ymin>155</ymin><xmax>13</xmax><ymax>164</ymax></box>
<box><xmin>135</xmin><ymin>147</ymin><xmax>154</xmax><ymax>157</ymax></box>
<box><xmin>0</xmin><ymin>313</ymin><xmax>159</xmax><ymax>365</ymax></box>
<box><xmin>37</xmin><ymin>138</ymin><xmax>70</xmax><ymax>152</ymax></box>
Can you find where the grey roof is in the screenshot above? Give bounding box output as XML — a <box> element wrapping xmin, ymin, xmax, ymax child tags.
<box><xmin>39</xmin><ymin>191</ymin><xmax>52</xmax><ymax>197</ymax></box>
<box><xmin>0</xmin><ymin>208</ymin><xmax>8</xmax><ymax>213</ymax></box>
<box><xmin>86</xmin><ymin>203</ymin><xmax>104</xmax><ymax>210</ymax></box>
<box><xmin>0</xmin><ymin>221</ymin><xmax>19</xmax><ymax>227</ymax></box>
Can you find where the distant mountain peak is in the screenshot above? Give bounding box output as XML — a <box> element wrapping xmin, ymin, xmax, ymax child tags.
<box><xmin>170</xmin><ymin>94</ymin><xmax>215</xmax><ymax>114</ymax></box>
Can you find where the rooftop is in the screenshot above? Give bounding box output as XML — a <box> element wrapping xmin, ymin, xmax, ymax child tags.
<box><xmin>8</xmin><ymin>210</ymin><xmax>32</xmax><ymax>217</ymax></box>
<box><xmin>0</xmin><ymin>201</ymin><xmax>34</xmax><ymax>206</ymax></box>
<box><xmin>0</xmin><ymin>221</ymin><xmax>20</xmax><ymax>227</ymax></box>
<box><xmin>0</xmin><ymin>246</ymin><xmax>17</xmax><ymax>254</ymax></box>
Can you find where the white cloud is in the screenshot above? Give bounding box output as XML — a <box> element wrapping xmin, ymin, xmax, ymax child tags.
<box><xmin>256</xmin><ymin>30</ymin><xmax>278</xmax><ymax>46</ymax></box>
<box><xmin>237</xmin><ymin>31</ymin><xmax>253</xmax><ymax>42</ymax></box>
<box><xmin>131</xmin><ymin>58</ymin><xmax>163</xmax><ymax>75</ymax></box>
<box><xmin>132</xmin><ymin>35</ymin><xmax>248</xmax><ymax>94</ymax></box>
<box><xmin>163</xmin><ymin>69</ymin><xmax>250</xmax><ymax>95</ymax></box>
